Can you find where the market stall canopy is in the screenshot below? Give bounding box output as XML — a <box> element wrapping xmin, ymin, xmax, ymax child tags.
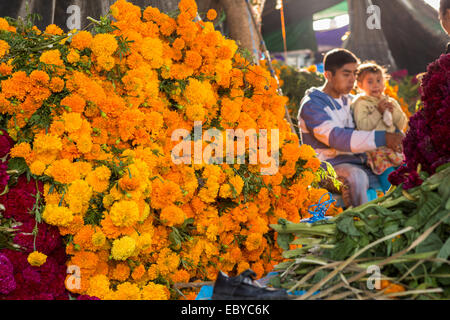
<box><xmin>313</xmin><ymin>1</ymin><xmax>348</xmax><ymax>21</ymax></box>
<box><xmin>261</xmin><ymin>0</ymin><xmax>342</xmax><ymax>52</ymax></box>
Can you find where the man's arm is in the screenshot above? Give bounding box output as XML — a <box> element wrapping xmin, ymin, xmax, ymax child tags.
<box><xmin>300</xmin><ymin>100</ymin><xmax>387</xmax><ymax>153</ymax></box>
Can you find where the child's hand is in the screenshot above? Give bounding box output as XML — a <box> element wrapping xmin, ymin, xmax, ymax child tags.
<box><xmin>377</xmin><ymin>98</ymin><xmax>394</xmax><ymax>113</ymax></box>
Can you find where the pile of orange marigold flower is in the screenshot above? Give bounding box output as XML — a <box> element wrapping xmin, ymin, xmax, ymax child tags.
<box><xmin>0</xmin><ymin>0</ymin><xmax>341</xmax><ymax>300</ymax></box>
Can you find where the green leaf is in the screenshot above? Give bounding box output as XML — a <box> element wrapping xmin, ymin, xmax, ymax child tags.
<box><xmin>169</xmin><ymin>228</ymin><xmax>182</xmax><ymax>248</ymax></box>
<box><xmin>438</xmin><ymin>175</ymin><xmax>450</xmax><ymax>199</ymax></box>
<box><xmin>415</xmin><ymin>232</ymin><xmax>443</xmax><ymax>254</ymax></box>
<box><xmin>268</xmin><ymin>275</ymin><xmax>282</xmax><ymax>288</ymax></box>
<box><xmin>329</xmin><ymin>236</ymin><xmax>356</xmax><ymax>260</ymax></box>
<box><xmin>435</xmin><ymin>237</ymin><xmax>450</xmax><ymax>269</ymax></box>
<box><xmin>7</xmin><ymin>157</ymin><xmax>28</xmax><ymax>176</ymax></box>
<box><xmin>336</xmin><ymin>216</ymin><xmax>361</xmax><ymax>237</ymax></box>
<box><xmin>435</xmin><ymin>162</ymin><xmax>450</xmax><ymax>173</ymax></box>
<box><xmin>277</xmin><ymin>233</ymin><xmax>295</xmax><ymax>251</ymax></box>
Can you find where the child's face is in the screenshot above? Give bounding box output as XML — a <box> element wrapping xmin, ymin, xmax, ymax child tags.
<box><xmin>358</xmin><ymin>71</ymin><xmax>385</xmax><ymax>99</ymax></box>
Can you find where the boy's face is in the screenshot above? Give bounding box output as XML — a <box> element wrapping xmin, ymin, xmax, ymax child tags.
<box><xmin>357</xmin><ymin>71</ymin><xmax>385</xmax><ymax>99</ymax></box>
<box><xmin>325</xmin><ymin>63</ymin><xmax>358</xmax><ymax>95</ymax></box>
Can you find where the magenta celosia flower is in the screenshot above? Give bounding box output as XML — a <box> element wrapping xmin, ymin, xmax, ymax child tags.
<box><xmin>0</xmin><ymin>253</ymin><xmax>16</xmax><ymax>295</ymax></box>
<box><xmin>77</xmin><ymin>295</ymin><xmax>101</xmax><ymax>300</ymax></box>
<box><xmin>0</xmin><ymin>130</ymin><xmax>13</xmax><ymax>158</ymax></box>
<box><xmin>389</xmin><ymin>54</ymin><xmax>450</xmax><ymax>189</ymax></box>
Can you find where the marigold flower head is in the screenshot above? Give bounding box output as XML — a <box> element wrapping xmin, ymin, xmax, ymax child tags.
<box><xmin>131</xmin><ymin>264</ymin><xmax>146</xmax><ymax>280</ymax></box>
<box><xmin>92</xmin><ymin>231</ymin><xmax>106</xmax><ymax>247</ymax></box>
<box><xmin>29</xmin><ymin>160</ymin><xmax>47</xmax><ymax>176</ymax></box>
<box><xmin>30</xmin><ymin>70</ymin><xmax>50</xmax><ymax>86</ymax></box>
<box><xmin>113</xmin><ymin>282</ymin><xmax>140</xmax><ymax>300</ymax></box>
<box><xmin>140</xmin><ymin>37</ymin><xmax>163</xmax><ymax>69</ymax></box>
<box><xmin>86</xmin><ymin>165</ymin><xmax>111</xmax><ymax>193</ymax></box>
<box><xmin>111</xmin><ymin>263</ymin><xmax>130</xmax><ymax>281</ymax></box>
<box><xmin>60</xmin><ymin>94</ymin><xmax>86</xmax><ymax>113</ymax></box>
<box><xmin>91</xmin><ymin>33</ymin><xmax>118</xmax><ymax>57</ymax></box>
<box><xmin>49</xmin><ymin>77</ymin><xmax>65</xmax><ymax>92</ymax></box>
<box><xmin>44</xmin><ymin>24</ymin><xmax>64</xmax><ymax>35</ymax></box>
<box><xmin>110</xmin><ymin>200</ymin><xmax>140</xmax><ymax>227</ymax></box>
<box><xmin>207</xmin><ymin>9</ymin><xmax>217</xmax><ymax>21</ymax></box>
<box><xmin>67</xmin><ymin>49</ymin><xmax>80</xmax><ymax>64</ymax></box>
<box><xmin>136</xmin><ymin>232</ymin><xmax>153</xmax><ymax>251</ymax></box>
<box><xmin>0</xmin><ymin>40</ymin><xmax>10</xmax><ymax>59</ymax></box>
<box><xmin>245</xmin><ymin>233</ymin><xmax>262</xmax><ymax>251</ymax></box>
<box><xmin>42</xmin><ymin>204</ymin><xmax>74</xmax><ymax>227</ymax></box>
<box><xmin>9</xmin><ymin>142</ymin><xmax>32</xmax><ymax>162</ymax></box>
<box><xmin>70</xmin><ymin>30</ymin><xmax>93</xmax><ymax>50</ymax></box>
<box><xmin>160</xmin><ymin>205</ymin><xmax>186</xmax><ymax>227</ymax></box>
<box><xmin>45</xmin><ymin>158</ymin><xmax>81</xmax><ymax>184</ymax></box>
<box><xmin>87</xmin><ymin>274</ymin><xmax>111</xmax><ymax>300</ymax></box>
<box><xmin>27</xmin><ymin>251</ymin><xmax>47</xmax><ymax>267</ymax></box>
<box><xmin>39</xmin><ymin>49</ymin><xmax>64</xmax><ymax>66</ymax></box>
<box><xmin>298</xmin><ymin>144</ymin><xmax>317</xmax><ymax>161</ymax></box>
<box><xmin>0</xmin><ymin>18</ymin><xmax>11</xmax><ymax>31</ymax></box>
<box><xmin>141</xmin><ymin>282</ymin><xmax>169</xmax><ymax>300</ymax></box>
<box><xmin>111</xmin><ymin>236</ymin><xmax>136</xmax><ymax>261</ymax></box>
<box><xmin>184</xmin><ymin>50</ymin><xmax>202</xmax><ymax>70</ymax></box>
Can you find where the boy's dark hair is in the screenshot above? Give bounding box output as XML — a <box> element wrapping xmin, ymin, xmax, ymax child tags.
<box><xmin>323</xmin><ymin>49</ymin><xmax>360</xmax><ymax>74</ymax></box>
<box><xmin>356</xmin><ymin>61</ymin><xmax>390</xmax><ymax>83</ymax></box>
<box><xmin>440</xmin><ymin>0</ymin><xmax>450</xmax><ymax>16</ymax></box>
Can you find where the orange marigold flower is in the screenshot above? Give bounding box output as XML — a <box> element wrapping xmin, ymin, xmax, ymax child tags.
<box><xmin>0</xmin><ymin>40</ymin><xmax>10</xmax><ymax>59</ymax></box>
<box><xmin>45</xmin><ymin>158</ymin><xmax>81</xmax><ymax>184</ymax></box>
<box><xmin>206</xmin><ymin>9</ymin><xmax>217</xmax><ymax>21</ymax></box>
<box><xmin>151</xmin><ymin>179</ymin><xmax>183</xmax><ymax>209</ymax></box>
<box><xmin>110</xmin><ymin>200</ymin><xmax>140</xmax><ymax>228</ymax></box>
<box><xmin>70</xmin><ymin>31</ymin><xmax>93</xmax><ymax>50</ymax></box>
<box><xmin>131</xmin><ymin>264</ymin><xmax>146</xmax><ymax>281</ymax></box>
<box><xmin>67</xmin><ymin>49</ymin><xmax>80</xmax><ymax>64</ymax></box>
<box><xmin>184</xmin><ymin>50</ymin><xmax>202</xmax><ymax>69</ymax></box>
<box><xmin>143</xmin><ymin>6</ymin><xmax>162</xmax><ymax>24</ymax></box>
<box><xmin>178</xmin><ymin>0</ymin><xmax>198</xmax><ymax>19</ymax></box>
<box><xmin>39</xmin><ymin>49</ymin><xmax>64</xmax><ymax>66</ymax></box>
<box><xmin>9</xmin><ymin>142</ymin><xmax>32</xmax><ymax>162</ymax></box>
<box><xmin>73</xmin><ymin>225</ymin><xmax>96</xmax><ymax>251</ymax></box>
<box><xmin>49</xmin><ymin>77</ymin><xmax>65</xmax><ymax>92</ymax></box>
<box><xmin>60</xmin><ymin>94</ymin><xmax>86</xmax><ymax>113</ymax></box>
<box><xmin>172</xmin><ymin>38</ymin><xmax>185</xmax><ymax>51</ymax></box>
<box><xmin>111</xmin><ymin>263</ymin><xmax>131</xmax><ymax>281</ymax></box>
<box><xmin>160</xmin><ymin>205</ymin><xmax>186</xmax><ymax>227</ymax></box>
<box><xmin>91</xmin><ymin>33</ymin><xmax>118</xmax><ymax>57</ymax></box>
<box><xmin>0</xmin><ymin>18</ymin><xmax>11</xmax><ymax>31</ymax></box>
<box><xmin>141</xmin><ymin>282</ymin><xmax>169</xmax><ymax>300</ymax></box>
<box><xmin>245</xmin><ymin>233</ymin><xmax>262</xmax><ymax>251</ymax></box>
<box><xmin>44</xmin><ymin>24</ymin><xmax>64</xmax><ymax>35</ymax></box>
<box><xmin>170</xmin><ymin>269</ymin><xmax>190</xmax><ymax>284</ymax></box>
<box><xmin>298</xmin><ymin>144</ymin><xmax>317</xmax><ymax>161</ymax></box>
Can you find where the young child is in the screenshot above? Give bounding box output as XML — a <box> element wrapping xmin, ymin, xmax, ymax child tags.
<box><xmin>351</xmin><ymin>62</ymin><xmax>408</xmax><ymax>192</ymax></box>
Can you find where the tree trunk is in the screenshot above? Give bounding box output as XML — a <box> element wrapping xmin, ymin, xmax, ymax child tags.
<box><xmin>218</xmin><ymin>0</ymin><xmax>260</xmax><ymax>60</ymax></box>
<box><xmin>344</xmin><ymin>0</ymin><xmax>397</xmax><ymax>71</ymax></box>
<box><xmin>371</xmin><ymin>0</ymin><xmax>447</xmax><ymax>74</ymax></box>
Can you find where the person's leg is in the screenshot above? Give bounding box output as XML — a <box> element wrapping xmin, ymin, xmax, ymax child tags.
<box><xmin>334</xmin><ymin>163</ymin><xmax>370</xmax><ymax>207</ymax></box>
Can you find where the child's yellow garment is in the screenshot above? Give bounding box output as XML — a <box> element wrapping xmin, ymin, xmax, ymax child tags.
<box><xmin>351</xmin><ymin>94</ymin><xmax>408</xmax><ymax>175</ymax></box>
<box><xmin>351</xmin><ymin>95</ymin><xmax>408</xmax><ymax>133</ymax></box>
